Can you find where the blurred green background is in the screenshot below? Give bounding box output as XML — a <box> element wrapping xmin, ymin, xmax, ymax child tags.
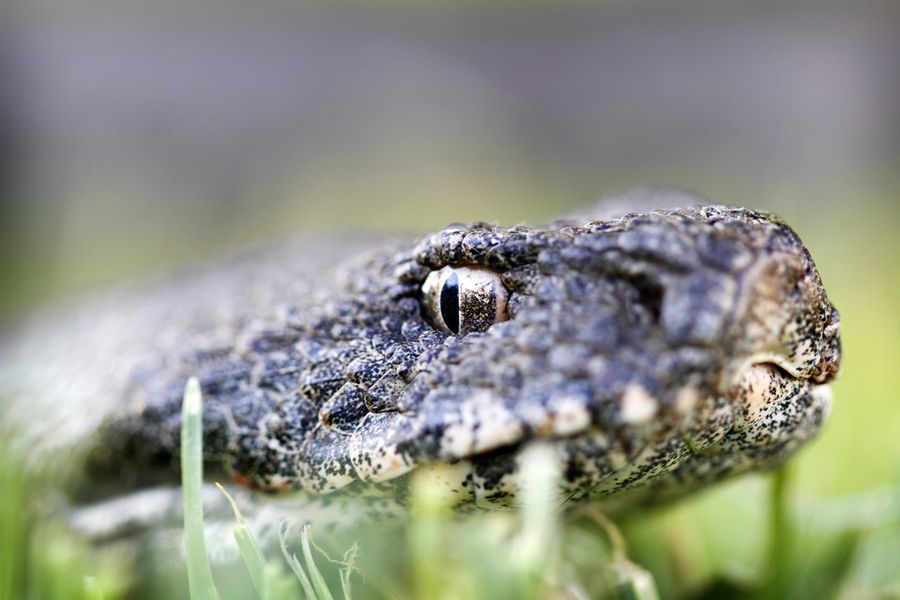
<box><xmin>1</xmin><ymin>1</ymin><xmax>898</xmax><ymax>598</ymax></box>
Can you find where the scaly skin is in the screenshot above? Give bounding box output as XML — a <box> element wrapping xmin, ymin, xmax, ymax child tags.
<box><xmin>1</xmin><ymin>189</ymin><xmax>841</xmax><ymax>522</ymax></box>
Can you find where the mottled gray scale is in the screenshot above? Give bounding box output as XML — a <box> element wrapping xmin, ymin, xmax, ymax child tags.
<box><xmin>697</xmin><ymin>230</ymin><xmax>754</xmax><ymax>272</ymax></box>
<box><xmin>349</xmin><ymin>412</ymin><xmax>415</xmax><ymax>482</ymax></box>
<box><xmin>363</xmin><ymin>372</ymin><xmax>406</xmax><ymax>413</ymax></box>
<box><xmin>297</xmin><ymin>426</ymin><xmax>357</xmax><ymax>492</ymax></box>
<box><xmin>255</xmin><ymin>353</ymin><xmax>305</xmax><ymax>393</ymax></box>
<box><xmin>0</xmin><ymin>189</ymin><xmax>842</xmax><ymax>525</ymax></box>
<box><xmin>247</xmin><ymin>329</ymin><xmax>303</xmax><ymax>354</ymax></box>
<box><xmin>661</xmin><ymin>271</ymin><xmax>737</xmax><ymax>345</ymax></box>
<box><xmin>679</xmin><ymin>394</ymin><xmax>734</xmax><ymax>451</ymax></box>
<box><xmin>611</xmin><ymin>437</ymin><xmax>693</xmax><ymax>493</ymax></box>
<box><xmin>471</xmin><ymin>448</ymin><xmax>520</xmax><ymax>508</ymax></box>
<box><xmin>394</xmin><ymin>259</ymin><xmax>431</xmax><ymax>284</ymax></box>
<box><xmin>345</xmin><ymin>356</ymin><xmax>391</xmax><ymax>388</ymax></box>
<box><xmin>500</xmin><ymin>264</ymin><xmax>540</xmax><ymax>293</ymax></box>
<box><xmin>319</xmin><ymin>383</ymin><xmax>370</xmax><ymax>435</ymax></box>
<box><xmin>485</xmin><ymin>241</ymin><xmax>537</xmax><ymax>271</ymax></box>
<box><xmin>461</xmin><ymin>229</ymin><xmax>505</xmax><ymax>259</ymax></box>
<box><xmin>616</xmin><ymin>225</ymin><xmax>700</xmax><ymax>271</ymax></box>
<box><xmin>557</xmin><ymin>431</ymin><xmax>618</xmax><ymax>501</ymax></box>
<box><xmin>299</xmin><ymin>362</ymin><xmax>347</xmax><ymax>404</ymax></box>
<box><xmin>395</xmin><ymin>377</ymin><xmax>433</xmax><ymax>414</ymax></box>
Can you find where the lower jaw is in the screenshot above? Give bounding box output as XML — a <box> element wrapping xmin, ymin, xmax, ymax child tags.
<box><xmin>595</xmin><ymin>382</ymin><xmax>834</xmax><ymax>511</ymax></box>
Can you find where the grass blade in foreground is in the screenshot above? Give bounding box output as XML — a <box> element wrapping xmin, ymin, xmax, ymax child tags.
<box><xmin>216</xmin><ymin>482</ymin><xmax>267</xmax><ymax>597</ymax></box>
<box><xmin>280</xmin><ymin>522</ymin><xmax>317</xmax><ymax>599</ymax></box>
<box><xmin>0</xmin><ymin>446</ymin><xmax>26</xmax><ymax>600</ymax></box>
<box><xmin>181</xmin><ymin>377</ymin><xmax>220</xmax><ymax>600</ymax></box>
<box><xmin>300</xmin><ymin>523</ymin><xmax>335</xmax><ymax>600</ymax></box>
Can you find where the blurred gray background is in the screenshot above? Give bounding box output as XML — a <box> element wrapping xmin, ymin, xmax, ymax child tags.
<box><xmin>2</xmin><ymin>2</ymin><xmax>898</xmax><ymax>319</ymax></box>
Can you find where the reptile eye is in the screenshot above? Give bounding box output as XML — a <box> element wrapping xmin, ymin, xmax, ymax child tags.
<box><xmin>422</xmin><ymin>266</ymin><xmax>509</xmax><ymax>334</ymax></box>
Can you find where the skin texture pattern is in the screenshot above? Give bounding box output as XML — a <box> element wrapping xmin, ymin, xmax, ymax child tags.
<box><xmin>0</xmin><ymin>188</ymin><xmax>841</xmax><ymax>534</ymax></box>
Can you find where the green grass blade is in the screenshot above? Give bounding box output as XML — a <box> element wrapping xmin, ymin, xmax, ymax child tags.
<box><xmin>233</xmin><ymin>520</ymin><xmax>268</xmax><ymax>596</ymax></box>
<box><xmin>613</xmin><ymin>561</ymin><xmax>661</xmax><ymax>600</ymax></box>
<box><xmin>339</xmin><ymin>572</ymin><xmax>352</xmax><ymax>600</ymax></box>
<box><xmin>262</xmin><ymin>563</ymin><xmax>304</xmax><ymax>600</ymax></box>
<box><xmin>337</xmin><ymin>545</ymin><xmax>358</xmax><ymax>600</ymax></box>
<box><xmin>0</xmin><ymin>447</ymin><xmax>25</xmax><ymax>600</ymax></box>
<box><xmin>84</xmin><ymin>576</ymin><xmax>106</xmax><ymax>600</ymax></box>
<box><xmin>279</xmin><ymin>521</ymin><xmax>317</xmax><ymax>600</ymax></box>
<box><xmin>515</xmin><ymin>443</ymin><xmax>559</xmax><ymax>570</ymax></box>
<box><xmin>300</xmin><ymin>522</ymin><xmax>335</xmax><ymax>600</ymax></box>
<box><xmin>766</xmin><ymin>465</ymin><xmax>793</xmax><ymax>596</ymax></box>
<box><xmin>181</xmin><ymin>377</ymin><xmax>220</xmax><ymax>600</ymax></box>
<box><xmin>216</xmin><ymin>483</ymin><xmax>267</xmax><ymax>597</ymax></box>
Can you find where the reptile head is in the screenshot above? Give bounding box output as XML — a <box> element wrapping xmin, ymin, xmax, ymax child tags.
<box><xmin>83</xmin><ymin>198</ymin><xmax>840</xmax><ymax>512</ymax></box>
<box><xmin>326</xmin><ymin>203</ymin><xmax>841</xmax><ymax>507</ymax></box>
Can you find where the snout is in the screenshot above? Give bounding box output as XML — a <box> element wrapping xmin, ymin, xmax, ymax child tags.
<box><xmin>727</xmin><ymin>362</ymin><xmax>833</xmax><ymax>450</ymax></box>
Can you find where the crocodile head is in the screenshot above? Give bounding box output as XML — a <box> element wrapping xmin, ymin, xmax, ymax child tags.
<box><xmin>74</xmin><ymin>193</ymin><xmax>840</xmax><ymax>513</ymax></box>
<box><xmin>330</xmin><ymin>202</ymin><xmax>841</xmax><ymax>508</ymax></box>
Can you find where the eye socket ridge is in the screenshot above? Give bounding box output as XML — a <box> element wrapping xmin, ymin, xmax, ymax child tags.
<box><xmin>422</xmin><ymin>266</ymin><xmax>509</xmax><ymax>335</ymax></box>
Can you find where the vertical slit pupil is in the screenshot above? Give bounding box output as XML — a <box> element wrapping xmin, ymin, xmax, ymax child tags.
<box><xmin>440</xmin><ymin>272</ymin><xmax>460</xmax><ymax>334</ymax></box>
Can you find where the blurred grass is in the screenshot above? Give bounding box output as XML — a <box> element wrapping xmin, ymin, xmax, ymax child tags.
<box><xmin>0</xmin><ymin>447</ymin><xmax>130</xmax><ymax>600</ymax></box>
